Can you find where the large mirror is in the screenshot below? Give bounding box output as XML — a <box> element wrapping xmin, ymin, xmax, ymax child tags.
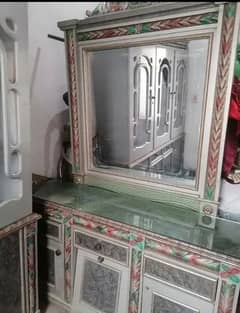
<box><xmin>88</xmin><ymin>37</ymin><xmax>210</xmax><ymax>189</ymax></box>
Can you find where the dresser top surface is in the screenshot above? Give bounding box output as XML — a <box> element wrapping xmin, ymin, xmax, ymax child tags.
<box><xmin>34</xmin><ymin>180</ymin><xmax>240</xmax><ymax>261</ymax></box>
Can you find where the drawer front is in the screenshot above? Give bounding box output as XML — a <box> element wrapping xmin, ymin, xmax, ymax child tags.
<box><xmin>152</xmin><ymin>293</ymin><xmax>199</xmax><ymax>313</ymax></box>
<box><xmin>74</xmin><ymin>231</ymin><xmax>129</xmax><ymax>265</ymax></box>
<box><xmin>39</xmin><ymin>219</ymin><xmax>62</xmax><ymax>241</ymax></box>
<box><xmin>144</xmin><ymin>257</ymin><xmax>218</xmax><ymax>302</ymax></box>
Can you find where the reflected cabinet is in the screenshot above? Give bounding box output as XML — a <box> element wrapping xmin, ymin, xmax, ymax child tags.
<box><xmin>58</xmin><ymin>2</ymin><xmax>240</xmax><ymax>225</ymax></box>
<box><xmin>91</xmin><ymin>43</ymin><xmax>197</xmax><ymax>179</ymax></box>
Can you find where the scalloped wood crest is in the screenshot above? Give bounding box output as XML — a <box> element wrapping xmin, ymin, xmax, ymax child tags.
<box><xmin>85</xmin><ymin>2</ymin><xmax>156</xmax><ymax>17</ymax></box>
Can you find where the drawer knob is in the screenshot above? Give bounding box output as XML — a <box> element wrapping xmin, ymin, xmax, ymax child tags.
<box><xmin>98</xmin><ymin>256</ymin><xmax>104</xmax><ymax>263</ymax></box>
<box><xmin>95</xmin><ymin>243</ymin><xmax>102</xmax><ymax>251</ymax></box>
<box><xmin>55</xmin><ymin>249</ymin><xmax>62</xmax><ymax>256</ymax></box>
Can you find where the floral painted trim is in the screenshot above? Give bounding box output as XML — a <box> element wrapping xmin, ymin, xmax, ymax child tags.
<box><xmin>0</xmin><ymin>213</ymin><xmax>40</xmax><ymax>240</ymax></box>
<box><xmin>26</xmin><ymin>222</ymin><xmax>38</xmax><ymax>313</ymax></box>
<box><xmin>129</xmin><ymin>249</ymin><xmax>142</xmax><ymax>313</ymax></box>
<box><xmin>78</xmin><ymin>12</ymin><xmax>218</xmax><ymax>42</ymax></box>
<box><xmin>73</xmin><ymin>215</ymin><xmax>130</xmax><ymax>242</ymax></box>
<box><xmin>220</xmin><ymin>263</ymin><xmax>240</xmax><ymax>285</ymax></box>
<box><xmin>145</xmin><ymin>238</ymin><xmax>220</xmax><ymax>273</ymax></box>
<box><xmin>85</xmin><ymin>2</ymin><xmax>154</xmax><ymax>17</ymax></box>
<box><xmin>64</xmin><ymin>218</ymin><xmax>73</xmax><ymax>302</ymax></box>
<box><xmin>205</xmin><ymin>3</ymin><xmax>237</xmax><ymax>200</ymax></box>
<box><xmin>217</xmin><ymin>281</ymin><xmax>236</xmax><ymax>313</ymax></box>
<box><xmin>66</xmin><ymin>30</ymin><xmax>81</xmax><ymax>172</ymax></box>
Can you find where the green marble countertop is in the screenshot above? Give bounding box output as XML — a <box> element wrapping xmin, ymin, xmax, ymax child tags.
<box><xmin>34</xmin><ymin>180</ymin><xmax>240</xmax><ymax>261</ymax></box>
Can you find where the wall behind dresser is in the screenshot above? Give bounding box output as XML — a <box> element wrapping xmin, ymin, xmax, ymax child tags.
<box><xmin>28</xmin><ymin>2</ymin><xmax>98</xmax><ymax>178</ymax></box>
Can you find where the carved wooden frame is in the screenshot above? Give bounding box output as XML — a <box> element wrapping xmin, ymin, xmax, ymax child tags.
<box><xmin>59</xmin><ymin>3</ymin><xmax>240</xmax><ymax>227</ymax></box>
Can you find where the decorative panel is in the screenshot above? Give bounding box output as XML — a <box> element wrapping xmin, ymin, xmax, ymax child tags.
<box><xmin>75</xmin><ymin>231</ymin><xmax>128</xmax><ymax>264</ymax></box>
<box><xmin>0</xmin><ymin>231</ymin><xmax>22</xmax><ymax>313</ymax></box>
<box><xmin>152</xmin><ymin>293</ymin><xmax>199</xmax><ymax>313</ymax></box>
<box><xmin>47</xmin><ymin>248</ymin><xmax>55</xmax><ymax>286</ymax></box>
<box><xmin>131</xmin><ymin>50</ymin><xmax>154</xmax><ymax>151</ymax></box>
<box><xmin>46</xmin><ymin>222</ymin><xmax>60</xmax><ymax>240</ymax></box>
<box><xmin>81</xmin><ymin>259</ymin><xmax>120</xmax><ymax>313</ymax></box>
<box><xmin>39</xmin><ymin>219</ymin><xmax>60</xmax><ymax>240</ymax></box>
<box><xmin>144</xmin><ymin>257</ymin><xmax>217</xmax><ymax>301</ymax></box>
<box><xmin>77</xmin><ymin>12</ymin><xmax>218</xmax><ymax>42</ymax></box>
<box><xmin>204</xmin><ymin>2</ymin><xmax>237</xmax><ymax>201</ymax></box>
<box><xmin>25</xmin><ymin>222</ymin><xmax>38</xmax><ymax>313</ymax></box>
<box><xmin>217</xmin><ymin>281</ymin><xmax>236</xmax><ymax>313</ymax></box>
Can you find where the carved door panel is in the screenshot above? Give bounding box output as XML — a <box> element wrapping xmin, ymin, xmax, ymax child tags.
<box><xmin>129</xmin><ymin>46</ymin><xmax>156</xmax><ymax>164</ymax></box>
<box><xmin>45</xmin><ymin>240</ymin><xmax>64</xmax><ymax>300</ymax></box>
<box><xmin>172</xmin><ymin>48</ymin><xmax>187</xmax><ymax>140</ymax></box>
<box><xmin>72</xmin><ymin>249</ymin><xmax>129</xmax><ymax>313</ymax></box>
<box><xmin>154</xmin><ymin>46</ymin><xmax>174</xmax><ymax>149</ymax></box>
<box><xmin>38</xmin><ymin>219</ymin><xmax>65</xmax><ymax>301</ymax></box>
<box><xmin>0</xmin><ymin>3</ymin><xmax>31</xmax><ymax>228</ymax></box>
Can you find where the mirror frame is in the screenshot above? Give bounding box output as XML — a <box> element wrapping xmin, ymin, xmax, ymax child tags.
<box><xmin>58</xmin><ymin>2</ymin><xmax>240</xmax><ymax>228</ymax></box>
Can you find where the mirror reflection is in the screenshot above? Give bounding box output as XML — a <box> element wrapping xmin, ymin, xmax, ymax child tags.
<box><xmin>89</xmin><ymin>38</ymin><xmax>209</xmax><ymax>187</ymax></box>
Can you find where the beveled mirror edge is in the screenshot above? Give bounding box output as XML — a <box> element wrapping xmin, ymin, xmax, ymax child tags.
<box><xmin>59</xmin><ymin>2</ymin><xmax>240</xmax><ymax>229</ymax></box>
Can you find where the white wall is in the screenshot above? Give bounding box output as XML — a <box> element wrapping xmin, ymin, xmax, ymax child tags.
<box><xmin>28</xmin><ymin>2</ymin><xmax>98</xmax><ymax>177</ymax></box>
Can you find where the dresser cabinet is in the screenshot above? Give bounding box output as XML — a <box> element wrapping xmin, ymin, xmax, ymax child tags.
<box><xmin>34</xmin><ymin>195</ymin><xmax>240</xmax><ymax>313</ymax></box>
<box><xmin>72</xmin><ymin>229</ymin><xmax>130</xmax><ymax>313</ymax></box>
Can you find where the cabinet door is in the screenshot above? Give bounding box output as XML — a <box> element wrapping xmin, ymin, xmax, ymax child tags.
<box><xmin>154</xmin><ymin>46</ymin><xmax>174</xmax><ymax>149</ymax></box>
<box><xmin>0</xmin><ymin>3</ymin><xmax>31</xmax><ymax>228</ymax></box>
<box><xmin>129</xmin><ymin>47</ymin><xmax>155</xmax><ymax>164</ymax></box>
<box><xmin>39</xmin><ymin>236</ymin><xmax>65</xmax><ymax>301</ymax></box>
<box><xmin>142</xmin><ymin>276</ymin><xmax>214</xmax><ymax>313</ymax></box>
<box><xmin>72</xmin><ymin>249</ymin><xmax>129</xmax><ymax>313</ymax></box>
<box><xmin>171</xmin><ymin>48</ymin><xmax>187</xmax><ymax>139</ymax></box>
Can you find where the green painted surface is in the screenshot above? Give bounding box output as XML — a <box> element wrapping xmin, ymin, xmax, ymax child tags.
<box><xmin>200</xmin><ymin>14</ymin><xmax>218</xmax><ymax>24</ymax></box>
<box><xmin>34</xmin><ymin>180</ymin><xmax>240</xmax><ymax>260</ymax></box>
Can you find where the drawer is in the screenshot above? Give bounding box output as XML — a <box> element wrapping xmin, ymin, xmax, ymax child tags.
<box><xmin>74</xmin><ymin>230</ymin><xmax>129</xmax><ymax>265</ymax></box>
<box><xmin>144</xmin><ymin>256</ymin><xmax>218</xmax><ymax>302</ymax></box>
<box><xmin>39</xmin><ymin>219</ymin><xmax>63</xmax><ymax>242</ymax></box>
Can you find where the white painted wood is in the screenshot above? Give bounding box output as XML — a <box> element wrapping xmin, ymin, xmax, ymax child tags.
<box><xmin>213</xmin><ymin>3</ymin><xmax>240</xmax><ymax>202</ymax></box>
<box><xmin>78</xmin><ymin>24</ymin><xmax>217</xmax><ymax>50</ymax></box>
<box><xmin>46</xmin><ymin>238</ymin><xmax>65</xmax><ymax>301</ymax></box>
<box><xmin>129</xmin><ymin>46</ymin><xmax>155</xmax><ymax>163</ymax></box>
<box><xmin>0</xmin><ymin>2</ymin><xmax>31</xmax><ymax>228</ymax></box>
<box><xmin>154</xmin><ymin>46</ymin><xmax>173</xmax><ymax>148</ymax></box>
<box><xmin>198</xmin><ymin>5</ymin><xmax>224</xmax><ymax>199</ymax></box>
<box><xmin>75</xmin><ymin>6</ymin><xmax>219</xmax><ymax>33</ymax></box>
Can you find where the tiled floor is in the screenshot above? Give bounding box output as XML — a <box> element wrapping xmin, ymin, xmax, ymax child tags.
<box><xmin>41</xmin><ymin>302</ymin><xmax>70</xmax><ymax>313</ymax></box>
